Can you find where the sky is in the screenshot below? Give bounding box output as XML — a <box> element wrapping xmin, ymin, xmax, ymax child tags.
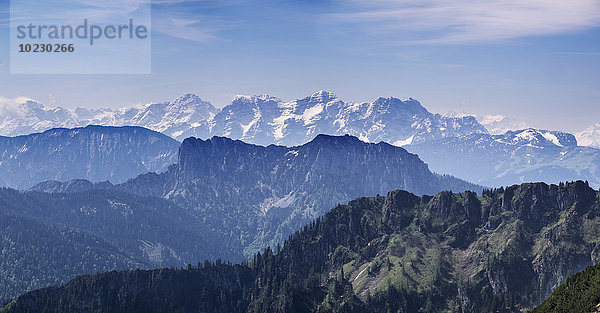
<box><xmin>0</xmin><ymin>0</ymin><xmax>599</xmax><ymax>132</ymax></box>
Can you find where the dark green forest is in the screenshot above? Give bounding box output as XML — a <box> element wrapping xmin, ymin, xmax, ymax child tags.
<box><xmin>3</xmin><ymin>181</ymin><xmax>600</xmax><ymax>313</ymax></box>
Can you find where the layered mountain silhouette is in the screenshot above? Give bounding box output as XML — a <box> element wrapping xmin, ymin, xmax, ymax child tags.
<box><xmin>0</xmin><ymin>133</ymin><xmax>478</xmax><ymax>302</ymax></box>
<box><xmin>36</xmin><ymin>134</ymin><xmax>480</xmax><ymax>258</ymax></box>
<box><xmin>1</xmin><ymin>92</ymin><xmax>598</xmax><ymax>311</ymax></box>
<box><xmin>3</xmin><ymin>181</ymin><xmax>598</xmax><ymax>312</ymax></box>
<box><xmin>2</xmin><ymin>92</ymin><xmax>599</xmax><ymax>190</ymax></box>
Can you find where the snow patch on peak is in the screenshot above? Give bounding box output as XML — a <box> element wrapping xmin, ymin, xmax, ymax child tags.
<box><xmin>393</xmin><ymin>135</ymin><xmax>414</xmax><ymax>146</ymax></box>
<box><xmin>301</xmin><ymin>102</ymin><xmax>324</xmax><ymax>126</ymax></box>
<box><xmin>172</xmin><ymin>93</ymin><xmax>200</xmax><ymax>102</ymax></box>
<box><xmin>539</xmin><ymin>131</ymin><xmax>563</xmax><ymax>147</ymax></box>
<box><xmin>514</xmin><ymin>128</ymin><xmax>538</xmax><ymax>140</ymax></box>
<box><xmin>232</xmin><ymin>95</ymin><xmax>253</xmax><ymax>102</ymax></box>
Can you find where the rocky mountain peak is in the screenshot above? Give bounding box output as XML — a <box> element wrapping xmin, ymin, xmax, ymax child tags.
<box><xmin>231</xmin><ymin>94</ymin><xmax>281</xmax><ymax>104</ymax></box>
<box><xmin>308</xmin><ymin>90</ymin><xmax>337</xmax><ymax>103</ymax></box>
<box><xmin>499</xmin><ymin>181</ymin><xmax>596</xmax><ymax>227</ymax></box>
<box><xmin>371</xmin><ymin>96</ymin><xmax>430</xmax><ymax>117</ymax></box>
<box><xmin>166</xmin><ymin>93</ymin><xmax>217</xmax><ymax>116</ymax></box>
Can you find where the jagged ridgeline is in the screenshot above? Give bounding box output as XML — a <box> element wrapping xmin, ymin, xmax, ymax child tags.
<box><xmin>4</xmin><ymin>181</ymin><xmax>599</xmax><ymax>313</ymax></box>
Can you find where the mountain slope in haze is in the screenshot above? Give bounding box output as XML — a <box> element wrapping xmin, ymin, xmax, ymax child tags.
<box><xmin>89</xmin><ymin>93</ymin><xmax>218</xmax><ymax>140</ymax></box>
<box><xmin>4</xmin><ymin>181</ymin><xmax>599</xmax><ymax>313</ymax></box>
<box><xmin>0</xmin><ymin>188</ymin><xmax>229</xmax><ymax>303</ymax></box>
<box><xmin>0</xmin><ymin>125</ymin><xmax>179</xmax><ymax>189</ymax></box>
<box><xmin>0</xmin><ymin>98</ymin><xmax>79</xmax><ymax>137</ymax></box>
<box><xmin>407</xmin><ymin>128</ymin><xmax>600</xmax><ymax>188</ymax></box>
<box><xmin>577</xmin><ymin>122</ymin><xmax>600</xmax><ymax>148</ymax></box>
<box><xmin>0</xmin><ymin>212</ymin><xmax>141</xmax><ymax>305</ymax></box>
<box><xmin>444</xmin><ymin>111</ymin><xmax>529</xmax><ymax>135</ymax></box>
<box><xmin>531</xmin><ymin>263</ymin><xmax>600</xmax><ymax>313</ymax></box>
<box><xmin>0</xmin><ymin>92</ymin><xmax>487</xmax><ymax>144</ymax></box>
<box><xmin>30</xmin><ymin>179</ymin><xmax>114</xmax><ymax>194</ymax></box>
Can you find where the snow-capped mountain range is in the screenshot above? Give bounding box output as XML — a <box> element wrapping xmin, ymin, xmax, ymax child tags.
<box><xmin>1</xmin><ymin>91</ymin><xmax>599</xmax><ymax>188</ymax></box>
<box><xmin>209</xmin><ymin>91</ymin><xmax>490</xmax><ymax>146</ymax></box>
<box><xmin>3</xmin><ymin>91</ymin><xmax>598</xmax><ymax>148</ymax></box>
<box><xmin>0</xmin><ymin>91</ymin><xmax>487</xmax><ymax>146</ymax></box>
<box><xmin>0</xmin><ymin>94</ymin><xmax>218</xmax><ymax>141</ymax></box>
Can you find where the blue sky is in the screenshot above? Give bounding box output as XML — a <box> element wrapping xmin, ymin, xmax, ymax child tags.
<box><xmin>0</xmin><ymin>0</ymin><xmax>599</xmax><ymax>132</ymax></box>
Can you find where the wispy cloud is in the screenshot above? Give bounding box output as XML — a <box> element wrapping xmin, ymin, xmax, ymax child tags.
<box><xmin>75</xmin><ymin>0</ymin><xmax>150</xmax><ymax>14</ymax></box>
<box><xmin>7</xmin><ymin>0</ymin><xmax>229</xmax><ymax>43</ymax></box>
<box><xmin>150</xmin><ymin>0</ymin><xmax>238</xmax><ymax>43</ymax></box>
<box><xmin>325</xmin><ymin>0</ymin><xmax>600</xmax><ymax>44</ymax></box>
<box><xmin>152</xmin><ymin>12</ymin><xmax>227</xmax><ymax>43</ymax></box>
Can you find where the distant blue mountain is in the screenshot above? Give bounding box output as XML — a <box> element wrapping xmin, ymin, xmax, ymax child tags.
<box><xmin>407</xmin><ymin>128</ymin><xmax>600</xmax><ymax>188</ymax></box>
<box><xmin>0</xmin><ymin>125</ymin><xmax>179</xmax><ymax>189</ymax></box>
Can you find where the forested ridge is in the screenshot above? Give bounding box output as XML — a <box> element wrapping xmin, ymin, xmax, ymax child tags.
<box><xmin>3</xmin><ymin>181</ymin><xmax>600</xmax><ymax>313</ymax></box>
